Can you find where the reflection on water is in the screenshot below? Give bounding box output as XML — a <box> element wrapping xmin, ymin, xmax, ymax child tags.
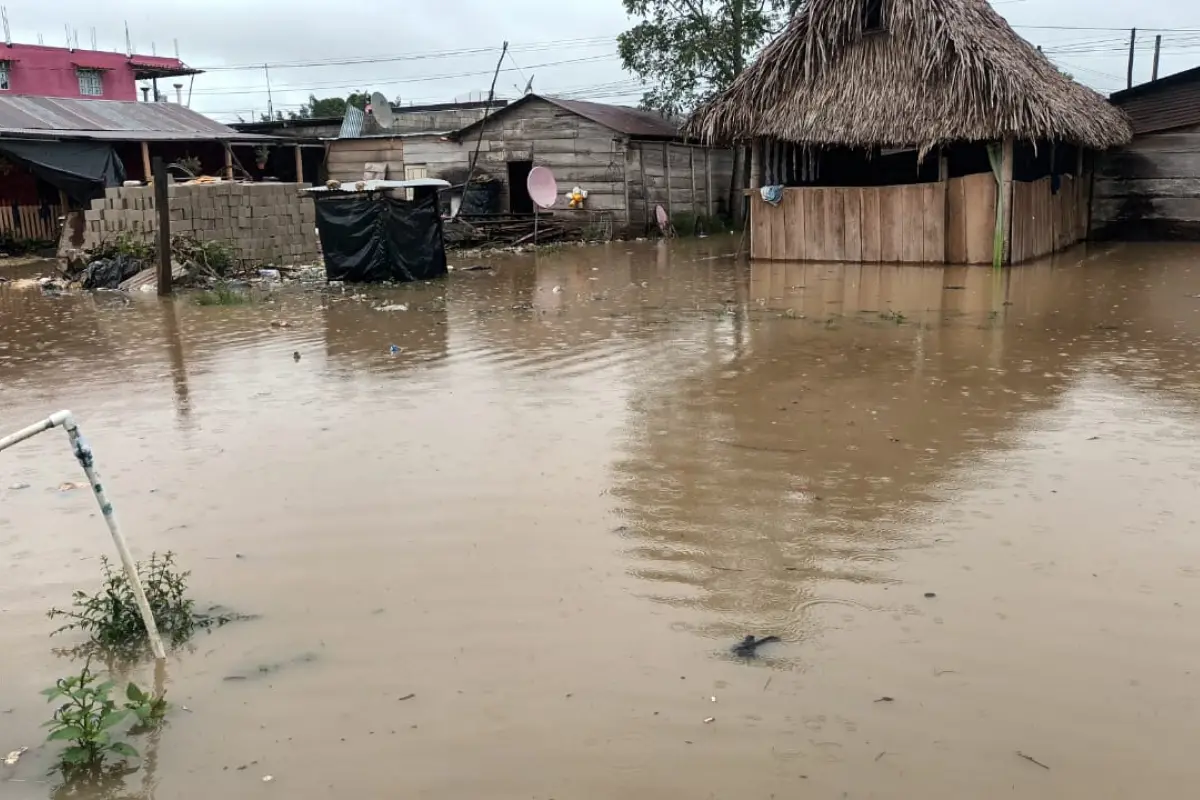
<box><xmin>4</xmin><ymin>240</ymin><xmax>1200</xmax><ymax>799</ymax></box>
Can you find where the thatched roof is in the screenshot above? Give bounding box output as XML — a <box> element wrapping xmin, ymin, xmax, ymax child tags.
<box><xmin>686</xmin><ymin>0</ymin><xmax>1132</xmax><ymax>151</ymax></box>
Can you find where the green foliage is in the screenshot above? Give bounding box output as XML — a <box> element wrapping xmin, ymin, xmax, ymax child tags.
<box><xmin>41</xmin><ymin>662</ymin><xmax>166</xmax><ymax>772</ymax></box>
<box><xmin>86</xmin><ymin>232</ymin><xmax>155</xmax><ymax>263</ymax></box>
<box><xmin>288</xmin><ymin>92</ymin><xmax>371</xmax><ymax>120</ymax></box>
<box><xmin>172</xmin><ymin>236</ymin><xmax>236</xmax><ymax>279</ymax></box>
<box><xmin>48</xmin><ymin>552</ymin><xmax>206</xmax><ymax>657</ymax></box>
<box><xmin>194</xmin><ymin>283</ymin><xmax>250</xmax><ymax>306</ymax></box>
<box><xmin>618</xmin><ymin>0</ymin><xmax>802</xmax><ymax>116</ymax></box>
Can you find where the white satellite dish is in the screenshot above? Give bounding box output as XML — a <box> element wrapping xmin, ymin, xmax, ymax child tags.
<box><xmin>370</xmin><ymin>91</ymin><xmax>394</xmax><ymax>130</ymax></box>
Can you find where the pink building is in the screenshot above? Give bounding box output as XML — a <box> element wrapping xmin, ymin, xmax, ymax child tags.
<box><xmin>0</xmin><ymin>43</ymin><xmax>199</xmax><ymax>101</ymax></box>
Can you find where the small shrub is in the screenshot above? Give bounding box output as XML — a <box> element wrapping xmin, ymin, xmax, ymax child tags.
<box><xmin>48</xmin><ymin>552</ymin><xmax>227</xmax><ymax>656</ymax></box>
<box><xmin>194</xmin><ymin>283</ymin><xmax>250</xmax><ymax>306</ymax></box>
<box><xmin>42</xmin><ymin>662</ymin><xmax>165</xmax><ymax>771</ymax></box>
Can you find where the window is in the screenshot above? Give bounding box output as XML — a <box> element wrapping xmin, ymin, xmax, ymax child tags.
<box><xmin>0</xmin><ymin>62</ymin><xmax>9</xmax><ymax>91</ymax></box>
<box><xmin>863</xmin><ymin>0</ymin><xmax>886</xmax><ymax>32</ymax></box>
<box><xmin>77</xmin><ymin>69</ymin><xmax>103</xmax><ymax>97</ymax></box>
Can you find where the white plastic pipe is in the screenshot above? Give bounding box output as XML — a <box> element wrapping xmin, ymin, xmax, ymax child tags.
<box><xmin>0</xmin><ymin>410</ymin><xmax>167</xmax><ymax>662</ymax></box>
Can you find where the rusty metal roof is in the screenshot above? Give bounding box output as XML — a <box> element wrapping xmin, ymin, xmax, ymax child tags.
<box><xmin>0</xmin><ymin>95</ymin><xmax>276</xmax><ymax>142</ymax></box>
<box><xmin>454</xmin><ymin>94</ymin><xmax>682</xmax><ymax>140</ymax></box>
<box><xmin>1109</xmin><ymin>65</ymin><xmax>1200</xmax><ymax>135</ymax></box>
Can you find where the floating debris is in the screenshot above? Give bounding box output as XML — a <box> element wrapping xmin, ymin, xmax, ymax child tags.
<box><xmin>4</xmin><ymin>747</ymin><xmax>28</xmax><ymax>765</ymax></box>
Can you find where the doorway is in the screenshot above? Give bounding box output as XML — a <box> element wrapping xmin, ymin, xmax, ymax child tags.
<box><xmin>507</xmin><ymin>160</ymin><xmax>534</xmax><ymax>214</ymax></box>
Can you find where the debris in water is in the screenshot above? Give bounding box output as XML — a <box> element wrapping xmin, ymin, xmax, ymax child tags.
<box><xmin>1017</xmin><ymin>751</ymin><xmax>1051</xmax><ymax>770</ymax></box>
<box><xmin>552</xmin><ymin>286</ymin><xmax>563</xmax><ymax>294</ymax></box>
<box><xmin>4</xmin><ymin>747</ymin><xmax>28</xmax><ymax>765</ymax></box>
<box><xmin>293</xmin><ymin>351</ymin><xmax>301</xmax><ymax>362</ymax></box>
<box><xmin>703</xmin><ymin>717</ymin><xmax>715</xmax><ymax>724</ymax></box>
<box><xmin>732</xmin><ymin>635</ymin><xmax>781</xmax><ymax>658</ymax></box>
<box><xmin>389</xmin><ymin>345</ymin><xmax>402</xmax><ymax>354</ymax></box>
<box><xmin>874</xmin><ymin>696</ymin><xmax>895</xmax><ymax>703</ymax></box>
<box><xmin>8</xmin><ymin>482</ymin><xmax>30</xmax><ymax>490</ymax></box>
<box><xmin>457</xmin><ymin>264</ymin><xmax>493</xmax><ymax>272</ymax></box>
<box><xmin>398</xmin><ymin>693</ymin><xmax>416</xmax><ymax>702</ymax></box>
<box><xmin>262</xmin><ymin>775</ymin><xmax>274</xmax><ymax>782</ymax></box>
<box><xmin>380</xmin><ymin>304</ymin><xmax>409</xmax><ymax>312</ymax></box>
<box><xmin>271</xmin><ymin>320</ymin><xmax>292</xmax><ymax>328</ymax></box>
<box><xmin>710</xmin><ymin>696</ymin><xmax>717</xmax><ymax>703</ymax></box>
<box><xmin>924</xmin><ymin>592</ymin><xmax>937</xmax><ymax>598</ymax></box>
<box><xmin>57</xmin><ymin>482</ymin><xmax>84</xmax><ymax>492</ymax></box>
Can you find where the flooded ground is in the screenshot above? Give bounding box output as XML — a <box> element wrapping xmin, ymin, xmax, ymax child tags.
<box><xmin>3</xmin><ymin>238</ymin><xmax>1200</xmax><ymax>799</ymax></box>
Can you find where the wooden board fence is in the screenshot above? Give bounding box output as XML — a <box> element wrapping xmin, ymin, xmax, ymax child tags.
<box><xmin>751</xmin><ymin>182</ymin><xmax>945</xmax><ymax>262</ymax></box>
<box><xmin>0</xmin><ymin>203</ymin><xmax>62</xmax><ymax>242</ymax></box>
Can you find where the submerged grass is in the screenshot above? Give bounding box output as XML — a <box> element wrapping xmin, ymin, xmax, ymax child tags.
<box><xmin>194</xmin><ymin>284</ymin><xmax>250</xmax><ymax>306</ymax></box>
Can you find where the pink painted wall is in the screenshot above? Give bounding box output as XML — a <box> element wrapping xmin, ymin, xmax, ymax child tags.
<box><xmin>0</xmin><ymin>44</ymin><xmax>188</xmax><ymax>101</ymax></box>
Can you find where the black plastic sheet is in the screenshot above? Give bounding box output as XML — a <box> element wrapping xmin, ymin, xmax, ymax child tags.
<box><xmin>313</xmin><ymin>192</ymin><xmax>447</xmax><ymax>283</ymax></box>
<box><xmin>0</xmin><ymin>140</ymin><xmax>125</xmax><ymax>203</ymax></box>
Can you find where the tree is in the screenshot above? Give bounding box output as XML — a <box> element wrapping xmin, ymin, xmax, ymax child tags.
<box><xmin>617</xmin><ymin>0</ymin><xmax>801</xmax><ymax>118</ymax></box>
<box><xmin>619</xmin><ymin>1</ymin><xmax>801</xmax><ymax>226</ymax></box>
<box><xmin>287</xmin><ymin>92</ymin><xmax>371</xmax><ymax>120</ymax></box>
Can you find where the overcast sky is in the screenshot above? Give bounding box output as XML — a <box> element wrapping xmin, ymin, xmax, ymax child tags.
<box><xmin>7</xmin><ymin>0</ymin><xmax>1200</xmax><ymax>122</ymax></box>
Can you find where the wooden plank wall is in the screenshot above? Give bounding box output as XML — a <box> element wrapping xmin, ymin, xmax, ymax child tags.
<box><xmin>945</xmin><ymin>173</ymin><xmax>997</xmax><ymax>264</ymax></box>
<box><xmin>1093</xmin><ymin>124</ymin><xmax>1200</xmax><ymax>240</ymax></box>
<box><xmin>0</xmin><ymin>203</ymin><xmax>62</xmax><ymax>241</ymax></box>
<box><xmin>1009</xmin><ymin>175</ymin><xmax>1083</xmax><ymax>263</ymax></box>
<box><xmin>326</xmin><ymin>137</ymin><xmax>405</xmax><ymax>183</ymax></box>
<box><xmin>636</xmin><ymin>142</ymin><xmax>733</xmax><ymax>232</ymax></box>
<box><xmin>751</xmin><ymin>183</ymin><xmax>945</xmax><ymax>262</ymax></box>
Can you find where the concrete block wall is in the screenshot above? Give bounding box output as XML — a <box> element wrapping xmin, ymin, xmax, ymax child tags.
<box><xmin>81</xmin><ymin>182</ymin><xmax>319</xmax><ymax>267</ymax></box>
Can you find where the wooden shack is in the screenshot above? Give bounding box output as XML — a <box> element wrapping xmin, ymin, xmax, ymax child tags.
<box><xmin>687</xmin><ymin>0</ymin><xmax>1132</xmax><ymax>265</ymax></box>
<box><xmin>1094</xmin><ymin>66</ymin><xmax>1200</xmax><ymax>241</ymax></box>
<box><xmin>325</xmin><ymin>94</ymin><xmax>734</xmax><ymax>235</ymax></box>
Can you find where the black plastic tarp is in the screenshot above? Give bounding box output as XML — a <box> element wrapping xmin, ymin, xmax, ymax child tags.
<box><xmin>313</xmin><ymin>192</ymin><xmax>447</xmax><ymax>283</ymax></box>
<box><xmin>0</xmin><ymin>140</ymin><xmax>125</xmax><ymax>203</ymax></box>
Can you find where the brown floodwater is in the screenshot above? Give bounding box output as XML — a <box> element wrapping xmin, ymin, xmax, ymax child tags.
<box><xmin>3</xmin><ymin>239</ymin><xmax>1200</xmax><ymax>799</ymax></box>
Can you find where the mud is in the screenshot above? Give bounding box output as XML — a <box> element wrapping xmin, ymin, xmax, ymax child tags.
<box><xmin>4</xmin><ymin>239</ymin><xmax>1200</xmax><ymax>798</ymax></box>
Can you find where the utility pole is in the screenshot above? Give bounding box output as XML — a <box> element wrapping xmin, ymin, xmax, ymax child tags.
<box><xmin>265</xmin><ymin>64</ymin><xmax>274</xmax><ymax>120</ymax></box>
<box><xmin>1126</xmin><ymin>28</ymin><xmax>1137</xmax><ymax>89</ymax></box>
<box><xmin>1151</xmin><ymin>34</ymin><xmax>1162</xmax><ymax>81</ymax></box>
<box><xmin>152</xmin><ymin>157</ymin><xmax>172</xmax><ymax>297</ymax></box>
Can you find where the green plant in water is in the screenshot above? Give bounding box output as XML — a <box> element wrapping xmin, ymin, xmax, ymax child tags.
<box><xmin>48</xmin><ymin>552</ymin><xmax>212</xmax><ymax>655</ymax></box>
<box><xmin>42</xmin><ymin>662</ymin><xmax>166</xmax><ymax>771</ymax></box>
<box><xmin>194</xmin><ymin>283</ymin><xmax>250</xmax><ymax>306</ymax></box>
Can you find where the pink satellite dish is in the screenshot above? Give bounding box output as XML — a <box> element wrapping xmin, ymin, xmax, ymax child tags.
<box><xmin>527</xmin><ymin>166</ymin><xmax>558</xmax><ymax>209</ymax></box>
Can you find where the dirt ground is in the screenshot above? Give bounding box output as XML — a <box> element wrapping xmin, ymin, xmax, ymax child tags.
<box><xmin>3</xmin><ymin>238</ymin><xmax>1200</xmax><ymax>799</ymax></box>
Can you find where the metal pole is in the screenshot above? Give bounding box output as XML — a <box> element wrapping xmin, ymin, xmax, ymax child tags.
<box><xmin>0</xmin><ymin>411</ymin><xmax>167</xmax><ymax>662</ymax></box>
<box><xmin>1126</xmin><ymin>28</ymin><xmax>1137</xmax><ymax>89</ymax></box>
<box><xmin>1152</xmin><ymin>34</ymin><xmax>1162</xmax><ymax>81</ymax></box>
<box><xmin>153</xmin><ymin>157</ymin><xmax>171</xmax><ymax>296</ymax></box>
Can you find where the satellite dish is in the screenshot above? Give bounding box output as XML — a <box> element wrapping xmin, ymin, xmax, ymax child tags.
<box><xmin>370</xmin><ymin>92</ymin><xmax>394</xmax><ymax>129</ymax></box>
<box><xmin>527</xmin><ymin>166</ymin><xmax>558</xmax><ymax>209</ymax></box>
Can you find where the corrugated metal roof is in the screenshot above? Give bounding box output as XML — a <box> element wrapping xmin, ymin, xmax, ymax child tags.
<box><xmin>454</xmin><ymin>94</ymin><xmax>682</xmax><ymax>140</ymax></box>
<box><xmin>0</xmin><ymin>95</ymin><xmax>276</xmax><ymax>141</ymax></box>
<box><xmin>1109</xmin><ymin>66</ymin><xmax>1200</xmax><ymax>135</ymax></box>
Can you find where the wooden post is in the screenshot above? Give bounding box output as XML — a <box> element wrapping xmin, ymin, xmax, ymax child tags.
<box><xmin>294</xmin><ymin>144</ymin><xmax>304</xmax><ymax>184</ymax></box>
<box><xmin>662</xmin><ymin>142</ymin><xmax>672</xmax><ymax>218</ymax></box>
<box><xmin>689</xmin><ymin>146</ymin><xmax>697</xmax><ymax>217</ymax></box>
<box><xmin>704</xmin><ymin>148</ymin><xmax>713</xmax><ymax>218</ymax></box>
<box><xmin>1000</xmin><ymin>137</ymin><xmax>1014</xmax><ymax>265</ymax></box>
<box><xmin>140</xmin><ymin>141</ymin><xmax>152</xmax><ymax>183</ymax></box>
<box><xmin>621</xmin><ymin>141</ymin><xmax>632</xmax><ymax>237</ymax></box>
<box><xmin>750</xmin><ymin>138</ymin><xmax>762</xmax><ymax>189</ymax></box>
<box><xmin>1126</xmin><ymin>28</ymin><xmax>1137</xmax><ymax>89</ymax></box>
<box><xmin>1152</xmin><ymin>34</ymin><xmax>1162</xmax><ymax>81</ymax></box>
<box><xmin>152</xmin><ymin>157</ymin><xmax>172</xmax><ymax>296</ymax></box>
<box><xmin>223</xmin><ymin>143</ymin><xmax>233</xmax><ymax>180</ymax></box>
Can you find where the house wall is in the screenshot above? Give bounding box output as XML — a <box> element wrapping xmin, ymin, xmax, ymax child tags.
<box><xmin>401</xmin><ymin>135</ymin><xmax>471</xmax><ymax>180</ymax></box>
<box><xmin>0</xmin><ymin>44</ymin><xmax>184</xmax><ymax>100</ymax></box>
<box><xmin>389</xmin><ymin>107</ymin><xmax>493</xmax><ymax>134</ymax></box>
<box><xmin>632</xmin><ymin>142</ymin><xmax>735</xmax><ymax>231</ymax></box>
<box><xmin>1092</xmin><ymin>124</ymin><xmax>1200</xmax><ymax>240</ymax></box>
<box><xmin>326</xmin><ymin>137</ymin><xmax>405</xmax><ymax>183</ymax></box>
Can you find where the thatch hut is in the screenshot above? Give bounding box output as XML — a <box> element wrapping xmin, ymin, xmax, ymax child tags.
<box><xmin>687</xmin><ymin>0</ymin><xmax>1132</xmax><ymax>265</ymax></box>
